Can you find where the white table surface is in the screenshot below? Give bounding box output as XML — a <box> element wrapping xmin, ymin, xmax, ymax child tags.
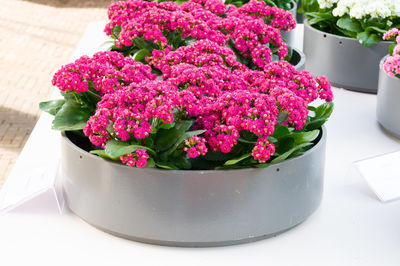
<box><xmin>1</xmin><ymin>22</ymin><xmax>400</xmax><ymax>266</ymax></box>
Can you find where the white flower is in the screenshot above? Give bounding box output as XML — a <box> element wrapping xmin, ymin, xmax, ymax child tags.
<box><xmin>318</xmin><ymin>0</ymin><xmax>338</xmax><ymax>9</ymax></box>
<box><xmin>319</xmin><ymin>0</ymin><xmax>400</xmax><ymax>19</ymax></box>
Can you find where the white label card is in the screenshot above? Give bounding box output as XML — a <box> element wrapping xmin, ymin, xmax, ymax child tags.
<box><xmin>355</xmin><ymin>151</ymin><xmax>400</xmax><ymax>202</ymax></box>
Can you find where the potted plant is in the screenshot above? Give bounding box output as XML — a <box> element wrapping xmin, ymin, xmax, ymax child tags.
<box><xmin>224</xmin><ymin>0</ymin><xmax>299</xmax><ymax>45</ymax></box>
<box><xmin>107</xmin><ymin>0</ymin><xmax>304</xmax><ymax>70</ymax></box>
<box><xmin>301</xmin><ymin>0</ymin><xmax>399</xmax><ymax>93</ymax></box>
<box><xmin>377</xmin><ymin>28</ymin><xmax>400</xmax><ymax>138</ymax></box>
<box><xmin>40</xmin><ymin>0</ymin><xmax>334</xmax><ymax>247</ymax></box>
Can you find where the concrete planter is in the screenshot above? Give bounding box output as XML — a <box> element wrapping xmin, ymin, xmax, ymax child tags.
<box><xmin>281</xmin><ymin>0</ymin><xmax>298</xmax><ymax>47</ymax></box>
<box><xmin>61</xmin><ymin>127</ymin><xmax>326</xmax><ymax>247</ymax></box>
<box><xmin>291</xmin><ymin>47</ymin><xmax>306</xmax><ymax>71</ymax></box>
<box><xmin>377</xmin><ymin>56</ymin><xmax>400</xmax><ymax>138</ymax></box>
<box><xmin>303</xmin><ymin>20</ymin><xmax>390</xmax><ymax>94</ymax></box>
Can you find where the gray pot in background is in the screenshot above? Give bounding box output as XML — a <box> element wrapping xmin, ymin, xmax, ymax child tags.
<box><xmin>303</xmin><ymin>20</ymin><xmax>390</xmax><ymax>94</ymax></box>
<box><xmin>377</xmin><ymin>56</ymin><xmax>400</xmax><ymax>138</ymax></box>
<box><xmin>281</xmin><ymin>0</ymin><xmax>298</xmax><ymax>47</ymax></box>
<box><xmin>61</xmin><ymin>127</ymin><xmax>326</xmax><ymax>247</ymax></box>
<box><xmin>291</xmin><ymin>47</ymin><xmax>306</xmax><ymax>70</ymax></box>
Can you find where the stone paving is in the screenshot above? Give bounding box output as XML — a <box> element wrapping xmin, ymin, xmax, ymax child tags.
<box><xmin>0</xmin><ymin>0</ymin><xmax>112</xmax><ymax>188</ymax></box>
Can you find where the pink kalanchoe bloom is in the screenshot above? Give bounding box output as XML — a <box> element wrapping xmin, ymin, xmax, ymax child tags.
<box><xmin>120</xmin><ymin>150</ymin><xmax>149</xmax><ymax>168</ymax></box>
<box><xmin>383</xmin><ymin>28</ymin><xmax>400</xmax><ymax>78</ymax></box>
<box><xmin>251</xmin><ymin>136</ymin><xmax>275</xmax><ymax>163</ymax></box>
<box><xmin>84</xmin><ymin>80</ymin><xmax>180</xmax><ymax>147</ymax></box>
<box><xmin>52</xmin><ymin>51</ymin><xmax>156</xmax><ymax>95</ymax></box>
<box><xmin>383</xmin><ymin>28</ymin><xmax>400</xmax><ymax>41</ymax></box>
<box><xmin>184</xmin><ymin>136</ymin><xmax>208</xmax><ymax>158</ymax></box>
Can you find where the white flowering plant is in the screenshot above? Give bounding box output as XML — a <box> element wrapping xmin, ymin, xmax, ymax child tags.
<box><xmin>299</xmin><ymin>0</ymin><xmax>400</xmax><ymax>46</ymax></box>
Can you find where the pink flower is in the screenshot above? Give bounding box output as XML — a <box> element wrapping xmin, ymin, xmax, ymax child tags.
<box><xmin>120</xmin><ymin>150</ymin><xmax>149</xmax><ymax>167</ymax></box>
<box><xmin>184</xmin><ymin>136</ymin><xmax>208</xmax><ymax>158</ymax></box>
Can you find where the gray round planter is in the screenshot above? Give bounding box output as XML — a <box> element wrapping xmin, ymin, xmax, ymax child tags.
<box><xmin>61</xmin><ymin>127</ymin><xmax>326</xmax><ymax>247</ymax></box>
<box><xmin>303</xmin><ymin>20</ymin><xmax>390</xmax><ymax>94</ymax></box>
<box><xmin>377</xmin><ymin>55</ymin><xmax>400</xmax><ymax>138</ymax></box>
<box><xmin>291</xmin><ymin>46</ymin><xmax>306</xmax><ymax>70</ymax></box>
<box><xmin>281</xmin><ymin>0</ymin><xmax>298</xmax><ymax>47</ymax></box>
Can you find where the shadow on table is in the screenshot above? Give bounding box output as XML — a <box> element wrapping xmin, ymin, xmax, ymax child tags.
<box><xmin>0</xmin><ymin>106</ymin><xmax>38</xmax><ymax>149</ymax></box>
<box><xmin>24</xmin><ymin>0</ymin><xmax>114</xmax><ymax>8</ymax></box>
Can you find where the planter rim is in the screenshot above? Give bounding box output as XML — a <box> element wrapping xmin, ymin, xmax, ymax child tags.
<box><xmin>304</xmin><ymin>19</ymin><xmax>391</xmax><ymax>45</ymax></box>
<box><xmin>380</xmin><ymin>55</ymin><xmax>400</xmax><ymax>82</ymax></box>
<box><xmin>291</xmin><ymin>46</ymin><xmax>306</xmax><ymax>70</ymax></box>
<box><xmin>62</xmin><ymin>126</ymin><xmax>326</xmax><ymax>174</ymax></box>
<box><xmin>288</xmin><ymin>0</ymin><xmax>297</xmax><ymax>13</ymax></box>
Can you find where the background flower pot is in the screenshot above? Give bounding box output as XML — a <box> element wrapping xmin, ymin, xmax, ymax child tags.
<box><xmin>291</xmin><ymin>46</ymin><xmax>306</xmax><ymax>70</ymax></box>
<box><xmin>376</xmin><ymin>56</ymin><xmax>400</xmax><ymax>138</ymax></box>
<box><xmin>281</xmin><ymin>0</ymin><xmax>298</xmax><ymax>47</ymax></box>
<box><xmin>60</xmin><ymin>127</ymin><xmax>326</xmax><ymax>247</ymax></box>
<box><xmin>303</xmin><ymin>20</ymin><xmax>390</xmax><ymax>94</ymax></box>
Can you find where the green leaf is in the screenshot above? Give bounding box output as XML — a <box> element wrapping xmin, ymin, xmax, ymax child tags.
<box><xmin>357</xmin><ymin>32</ymin><xmax>381</xmax><ymax>47</ymax></box>
<box><xmin>364</xmin><ymin>26</ymin><xmax>387</xmax><ymax>34</ymax></box>
<box><xmin>389</xmin><ymin>44</ymin><xmax>396</xmax><ymax>56</ymax></box>
<box><xmin>255</xmin><ymin>163</ymin><xmax>271</xmax><ymax>168</ymax></box>
<box><xmin>155</xmin><ymin>120</ymin><xmax>193</xmax><ymax>152</ymax></box>
<box><xmin>159</xmin><ymin>122</ymin><xmax>175</xmax><ymax>129</ymax></box>
<box><xmin>145</xmin><ymin>157</ymin><xmax>156</xmax><ymax>168</ymax></box>
<box><xmin>224</xmin><ymin>153</ymin><xmax>251</xmax><ymax>166</ymax></box>
<box><xmin>90</xmin><ymin>149</ymin><xmax>120</xmax><ymax>161</ymax></box>
<box><xmin>271</xmin><ymin>143</ymin><xmax>313</xmax><ymax>164</ymax></box>
<box><xmin>172</xmin><ymin>155</ymin><xmax>192</xmax><ymax>170</ymax></box>
<box><xmin>275</xmin><ymin>137</ymin><xmax>295</xmax><ymax>155</ymax></box>
<box><xmin>306</xmin><ymin>102</ymin><xmax>334</xmax><ymax>130</ymax></box>
<box><xmin>133</xmin><ymin>49</ymin><xmax>151</xmax><ymax>63</ymax></box>
<box><xmin>160</xmin><ymin>129</ymin><xmax>206</xmax><ymax>159</ymax></box>
<box><xmin>39</xmin><ymin>99</ymin><xmax>66</xmax><ymax>116</ymax></box>
<box><xmin>52</xmin><ymin>101</ymin><xmax>91</xmax><ymax>131</ymax></box>
<box><xmin>272</xmin><ymin>125</ymin><xmax>290</xmax><ymax>138</ymax></box>
<box><xmin>276</xmin><ymin>112</ymin><xmax>289</xmax><ymax>125</ymax></box>
<box><xmin>315</xmin><ymin>102</ymin><xmax>334</xmax><ymax>118</ymax></box>
<box><xmin>286</xmin><ymin>130</ymin><xmax>320</xmax><ymax>145</ymax></box>
<box><xmin>105</xmin><ymin>139</ymin><xmax>156</xmax><ymax>157</ymax></box>
<box><xmin>155</xmin><ymin>162</ymin><xmax>179</xmax><ymax>170</ymax></box>
<box><xmin>337</xmin><ymin>17</ymin><xmax>362</xmax><ymax>33</ymax></box>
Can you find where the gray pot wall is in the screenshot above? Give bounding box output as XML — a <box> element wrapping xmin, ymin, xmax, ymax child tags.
<box><xmin>281</xmin><ymin>0</ymin><xmax>298</xmax><ymax>47</ymax></box>
<box><xmin>303</xmin><ymin>20</ymin><xmax>390</xmax><ymax>94</ymax></box>
<box><xmin>61</xmin><ymin>127</ymin><xmax>327</xmax><ymax>247</ymax></box>
<box><xmin>377</xmin><ymin>56</ymin><xmax>400</xmax><ymax>138</ymax></box>
<box><xmin>292</xmin><ymin>47</ymin><xmax>306</xmax><ymax>70</ymax></box>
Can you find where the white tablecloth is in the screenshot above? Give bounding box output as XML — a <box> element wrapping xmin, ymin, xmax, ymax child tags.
<box><xmin>0</xmin><ymin>22</ymin><xmax>399</xmax><ymax>266</ymax></box>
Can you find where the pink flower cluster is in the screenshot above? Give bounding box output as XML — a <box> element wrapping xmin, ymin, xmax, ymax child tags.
<box><xmin>104</xmin><ymin>0</ymin><xmax>295</xmax><ymax>70</ymax></box>
<box><xmin>57</xmin><ymin>52</ymin><xmax>332</xmax><ymax>167</ymax></box>
<box><xmin>52</xmin><ymin>51</ymin><xmax>156</xmax><ymax>95</ymax></box>
<box><xmin>105</xmin><ymin>0</ymin><xmax>226</xmax><ymax>50</ymax></box>
<box><xmin>383</xmin><ymin>28</ymin><xmax>400</xmax><ymax>78</ymax></box>
<box><xmin>83</xmin><ymin>80</ymin><xmax>180</xmax><ymax>148</ymax></box>
<box><xmin>121</xmin><ymin>150</ymin><xmax>149</xmax><ymax>168</ymax></box>
<box><xmin>184</xmin><ymin>136</ymin><xmax>208</xmax><ymax>158</ymax></box>
<box><xmin>252</xmin><ymin>136</ymin><xmax>276</xmax><ymax>164</ymax></box>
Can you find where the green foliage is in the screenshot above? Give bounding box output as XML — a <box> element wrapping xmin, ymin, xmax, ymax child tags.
<box><xmin>39</xmin><ymin>99</ymin><xmax>66</xmax><ymax>116</ymax></box>
<box><xmin>300</xmin><ymin>0</ymin><xmax>400</xmax><ymax>46</ymax></box>
<box><xmin>225</xmin><ymin>0</ymin><xmax>296</xmax><ymax>10</ymax></box>
<box><xmin>306</xmin><ymin>102</ymin><xmax>334</xmax><ymax>131</ymax></box>
<box><xmin>52</xmin><ymin>101</ymin><xmax>91</xmax><ymax>131</ymax></box>
<box><xmin>105</xmin><ymin>140</ymin><xmax>156</xmax><ymax>158</ymax></box>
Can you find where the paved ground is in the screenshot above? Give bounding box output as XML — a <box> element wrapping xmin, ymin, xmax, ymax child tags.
<box><xmin>0</xmin><ymin>0</ymin><xmax>113</xmax><ymax>188</ymax></box>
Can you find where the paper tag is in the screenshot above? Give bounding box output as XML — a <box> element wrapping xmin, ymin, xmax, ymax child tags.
<box><xmin>355</xmin><ymin>151</ymin><xmax>400</xmax><ymax>202</ymax></box>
